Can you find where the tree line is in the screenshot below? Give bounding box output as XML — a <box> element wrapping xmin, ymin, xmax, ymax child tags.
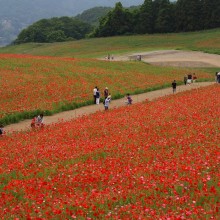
<box><xmin>14</xmin><ymin>0</ymin><xmax>220</xmax><ymax>44</ymax></box>
<box><xmin>93</xmin><ymin>0</ymin><xmax>220</xmax><ymax>37</ymax></box>
<box><xmin>14</xmin><ymin>17</ymin><xmax>92</xmax><ymax>44</ymax></box>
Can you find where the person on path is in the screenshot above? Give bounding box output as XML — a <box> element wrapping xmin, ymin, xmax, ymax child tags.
<box><xmin>192</xmin><ymin>73</ymin><xmax>197</xmax><ymax>83</ymax></box>
<box><xmin>93</xmin><ymin>86</ymin><xmax>97</xmax><ymax>104</ymax></box>
<box><xmin>36</xmin><ymin>114</ymin><xmax>44</xmax><ymax>127</ymax></box>
<box><xmin>31</xmin><ymin>115</ymin><xmax>37</xmax><ymax>128</ymax></box>
<box><xmin>125</xmin><ymin>93</ymin><xmax>132</xmax><ymax>105</ymax></box>
<box><xmin>172</xmin><ymin>80</ymin><xmax>177</xmax><ymax>94</ymax></box>
<box><xmin>104</xmin><ymin>95</ymin><xmax>111</xmax><ymax>110</ymax></box>
<box><xmin>0</xmin><ymin>124</ymin><xmax>4</xmax><ymax>136</ymax></box>
<box><xmin>187</xmin><ymin>74</ymin><xmax>192</xmax><ymax>85</ymax></box>
<box><xmin>184</xmin><ymin>74</ymin><xmax>187</xmax><ymax>85</ymax></box>
<box><xmin>104</xmin><ymin>87</ymin><xmax>109</xmax><ymax>99</ymax></box>
<box><xmin>217</xmin><ymin>72</ymin><xmax>220</xmax><ymax>83</ymax></box>
<box><xmin>96</xmin><ymin>88</ymin><xmax>101</xmax><ymax>104</ymax></box>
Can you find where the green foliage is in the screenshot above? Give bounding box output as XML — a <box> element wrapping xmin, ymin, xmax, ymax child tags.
<box><xmin>75</xmin><ymin>7</ymin><xmax>112</xmax><ymax>26</ymax></box>
<box><xmin>135</xmin><ymin>0</ymin><xmax>154</xmax><ymax>34</ymax></box>
<box><xmin>14</xmin><ymin>17</ymin><xmax>92</xmax><ymax>44</ymax></box>
<box><xmin>93</xmin><ymin>2</ymin><xmax>134</xmax><ymax>37</ymax></box>
<box><xmin>93</xmin><ymin>0</ymin><xmax>220</xmax><ymax>37</ymax></box>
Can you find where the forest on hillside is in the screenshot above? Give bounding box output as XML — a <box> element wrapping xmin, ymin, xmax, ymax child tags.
<box><xmin>14</xmin><ymin>0</ymin><xmax>220</xmax><ymax>44</ymax></box>
<box><xmin>93</xmin><ymin>0</ymin><xmax>220</xmax><ymax>37</ymax></box>
<box><xmin>0</xmin><ymin>0</ymin><xmax>143</xmax><ymax>46</ymax></box>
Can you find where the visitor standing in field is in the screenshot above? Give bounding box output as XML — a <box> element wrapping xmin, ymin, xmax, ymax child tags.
<box><xmin>93</xmin><ymin>86</ymin><xmax>97</xmax><ymax>104</ymax></box>
<box><xmin>104</xmin><ymin>87</ymin><xmax>109</xmax><ymax>99</ymax></box>
<box><xmin>184</xmin><ymin>74</ymin><xmax>187</xmax><ymax>85</ymax></box>
<box><xmin>31</xmin><ymin>115</ymin><xmax>37</xmax><ymax>128</ymax></box>
<box><xmin>217</xmin><ymin>72</ymin><xmax>220</xmax><ymax>83</ymax></box>
<box><xmin>36</xmin><ymin>114</ymin><xmax>44</xmax><ymax>127</ymax></box>
<box><xmin>192</xmin><ymin>73</ymin><xmax>197</xmax><ymax>83</ymax></box>
<box><xmin>172</xmin><ymin>80</ymin><xmax>177</xmax><ymax>94</ymax></box>
<box><xmin>0</xmin><ymin>124</ymin><xmax>4</xmax><ymax>136</ymax></box>
<box><xmin>125</xmin><ymin>93</ymin><xmax>133</xmax><ymax>105</ymax></box>
<box><xmin>104</xmin><ymin>95</ymin><xmax>111</xmax><ymax>110</ymax></box>
<box><xmin>187</xmin><ymin>74</ymin><xmax>192</xmax><ymax>85</ymax></box>
<box><xmin>96</xmin><ymin>88</ymin><xmax>101</xmax><ymax>104</ymax></box>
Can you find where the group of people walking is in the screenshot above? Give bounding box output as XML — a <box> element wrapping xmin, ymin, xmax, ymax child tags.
<box><xmin>93</xmin><ymin>86</ymin><xmax>112</xmax><ymax>110</ymax></box>
<box><xmin>172</xmin><ymin>73</ymin><xmax>198</xmax><ymax>94</ymax></box>
<box><xmin>183</xmin><ymin>73</ymin><xmax>197</xmax><ymax>85</ymax></box>
<box><xmin>93</xmin><ymin>86</ymin><xmax>133</xmax><ymax>110</ymax></box>
<box><xmin>105</xmin><ymin>54</ymin><xmax>114</xmax><ymax>61</ymax></box>
<box><xmin>0</xmin><ymin>113</ymin><xmax>44</xmax><ymax>136</ymax></box>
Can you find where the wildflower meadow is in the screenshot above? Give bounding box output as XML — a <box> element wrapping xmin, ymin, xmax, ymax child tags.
<box><xmin>0</xmin><ymin>54</ymin><xmax>212</xmax><ymax>123</ymax></box>
<box><xmin>0</xmin><ymin>84</ymin><xmax>219</xmax><ymax>219</ymax></box>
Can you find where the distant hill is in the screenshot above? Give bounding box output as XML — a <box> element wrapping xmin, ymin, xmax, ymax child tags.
<box><xmin>75</xmin><ymin>7</ymin><xmax>112</xmax><ymax>26</ymax></box>
<box><xmin>0</xmin><ymin>0</ymin><xmax>143</xmax><ymax>46</ymax></box>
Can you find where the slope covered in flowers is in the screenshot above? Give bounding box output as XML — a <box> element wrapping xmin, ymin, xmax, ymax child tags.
<box><xmin>0</xmin><ymin>54</ymin><xmax>212</xmax><ymax>118</ymax></box>
<box><xmin>0</xmin><ymin>84</ymin><xmax>219</xmax><ymax>219</ymax></box>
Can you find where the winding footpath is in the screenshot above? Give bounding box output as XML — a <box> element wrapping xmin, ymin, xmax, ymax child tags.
<box><xmin>5</xmin><ymin>82</ymin><xmax>215</xmax><ymax>133</ymax></box>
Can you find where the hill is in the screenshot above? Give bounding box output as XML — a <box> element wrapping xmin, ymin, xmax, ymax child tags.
<box><xmin>0</xmin><ymin>0</ymin><xmax>143</xmax><ymax>46</ymax></box>
<box><xmin>1</xmin><ymin>28</ymin><xmax>220</xmax><ymax>58</ymax></box>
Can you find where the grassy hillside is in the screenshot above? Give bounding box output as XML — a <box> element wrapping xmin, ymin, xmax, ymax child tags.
<box><xmin>0</xmin><ymin>29</ymin><xmax>220</xmax><ymax>58</ymax></box>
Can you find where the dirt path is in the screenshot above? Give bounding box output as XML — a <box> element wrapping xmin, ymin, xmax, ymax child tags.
<box><xmin>103</xmin><ymin>50</ymin><xmax>220</xmax><ymax>68</ymax></box>
<box><xmin>5</xmin><ymin>82</ymin><xmax>215</xmax><ymax>133</ymax></box>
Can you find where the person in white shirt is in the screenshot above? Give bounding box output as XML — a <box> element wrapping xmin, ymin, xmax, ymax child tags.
<box><xmin>104</xmin><ymin>95</ymin><xmax>111</xmax><ymax>110</ymax></box>
<box><xmin>36</xmin><ymin>114</ymin><xmax>44</xmax><ymax>127</ymax></box>
<box><xmin>93</xmin><ymin>86</ymin><xmax>97</xmax><ymax>104</ymax></box>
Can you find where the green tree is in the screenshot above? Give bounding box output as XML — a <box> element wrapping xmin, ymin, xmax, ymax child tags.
<box><xmin>175</xmin><ymin>0</ymin><xmax>202</xmax><ymax>31</ymax></box>
<box><xmin>155</xmin><ymin>0</ymin><xmax>174</xmax><ymax>33</ymax></box>
<box><xmin>136</xmin><ymin>0</ymin><xmax>154</xmax><ymax>34</ymax></box>
<box><xmin>14</xmin><ymin>17</ymin><xmax>92</xmax><ymax>44</ymax></box>
<box><xmin>201</xmin><ymin>0</ymin><xmax>220</xmax><ymax>29</ymax></box>
<box><xmin>93</xmin><ymin>2</ymin><xmax>133</xmax><ymax>37</ymax></box>
<box><xmin>47</xmin><ymin>30</ymin><xmax>67</xmax><ymax>42</ymax></box>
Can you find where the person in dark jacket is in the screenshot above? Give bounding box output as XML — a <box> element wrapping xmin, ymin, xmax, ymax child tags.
<box><xmin>172</xmin><ymin>80</ymin><xmax>177</xmax><ymax>94</ymax></box>
<box><xmin>96</xmin><ymin>88</ymin><xmax>101</xmax><ymax>104</ymax></box>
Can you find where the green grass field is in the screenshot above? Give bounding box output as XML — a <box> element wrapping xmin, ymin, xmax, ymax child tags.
<box><xmin>0</xmin><ymin>28</ymin><xmax>220</xmax><ymax>58</ymax></box>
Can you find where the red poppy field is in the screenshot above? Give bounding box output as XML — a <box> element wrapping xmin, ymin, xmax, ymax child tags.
<box><xmin>0</xmin><ymin>54</ymin><xmax>212</xmax><ymax>119</ymax></box>
<box><xmin>0</xmin><ymin>84</ymin><xmax>219</xmax><ymax>219</ymax></box>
